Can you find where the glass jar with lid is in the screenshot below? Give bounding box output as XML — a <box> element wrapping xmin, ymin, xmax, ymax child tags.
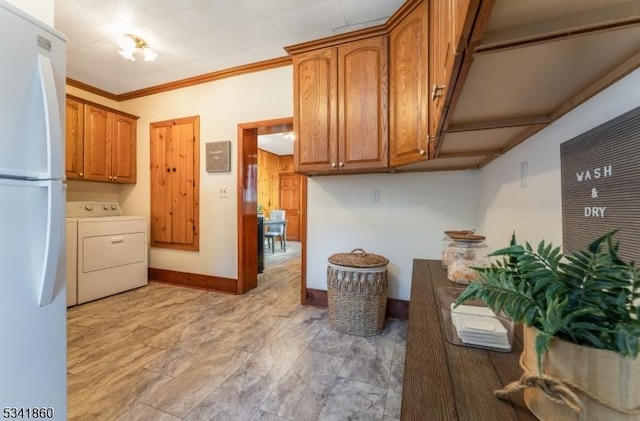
<box><xmin>441</xmin><ymin>230</ymin><xmax>473</xmax><ymax>269</ymax></box>
<box><xmin>447</xmin><ymin>234</ymin><xmax>490</xmax><ymax>285</ymax></box>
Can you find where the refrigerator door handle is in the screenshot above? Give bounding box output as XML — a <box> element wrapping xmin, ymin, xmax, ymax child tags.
<box><xmin>37</xmin><ymin>54</ymin><xmax>63</xmax><ymax>180</ymax></box>
<box><xmin>39</xmin><ymin>181</ymin><xmax>63</xmax><ymax>307</ymax></box>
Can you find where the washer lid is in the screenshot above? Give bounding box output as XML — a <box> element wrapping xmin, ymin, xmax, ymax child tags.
<box><xmin>66</xmin><ymin>201</ymin><xmax>122</xmax><ymax>218</ymax></box>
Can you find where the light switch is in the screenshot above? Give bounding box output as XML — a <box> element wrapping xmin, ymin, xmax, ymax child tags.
<box><xmin>520</xmin><ymin>161</ymin><xmax>528</xmax><ymax>188</ymax></box>
<box><xmin>371</xmin><ymin>189</ymin><xmax>380</xmax><ymax>204</ymax></box>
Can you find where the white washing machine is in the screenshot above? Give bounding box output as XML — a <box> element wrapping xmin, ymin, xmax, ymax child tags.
<box><xmin>66</xmin><ymin>217</ymin><xmax>78</xmax><ymax>306</ymax></box>
<box><xmin>67</xmin><ymin>202</ymin><xmax>148</xmax><ymax>305</ymax></box>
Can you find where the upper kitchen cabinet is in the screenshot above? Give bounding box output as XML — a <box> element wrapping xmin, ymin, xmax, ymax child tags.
<box><xmin>429</xmin><ymin>0</ymin><xmax>640</xmax><ymax>170</ymax></box>
<box><xmin>65</xmin><ymin>95</ymin><xmax>138</xmax><ymax>184</ymax></box>
<box><xmin>388</xmin><ymin>0</ymin><xmax>429</xmax><ymax>167</ymax></box>
<box><xmin>287</xmin><ymin>32</ymin><xmax>389</xmax><ymax>175</ymax></box>
<box><xmin>429</xmin><ymin>0</ymin><xmax>479</xmax><ymax>148</ymax></box>
<box><xmin>65</xmin><ymin>98</ymin><xmax>84</xmax><ymax>179</ymax></box>
<box><xmin>110</xmin><ymin>114</ymin><xmax>137</xmax><ymax>183</ymax></box>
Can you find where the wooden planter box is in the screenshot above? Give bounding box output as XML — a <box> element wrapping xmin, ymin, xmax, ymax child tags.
<box><xmin>522</xmin><ymin>326</ymin><xmax>640</xmax><ymax>420</ymax></box>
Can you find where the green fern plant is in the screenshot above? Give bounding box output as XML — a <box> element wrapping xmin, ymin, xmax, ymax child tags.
<box><xmin>455</xmin><ymin>231</ymin><xmax>640</xmax><ymax>373</ymax></box>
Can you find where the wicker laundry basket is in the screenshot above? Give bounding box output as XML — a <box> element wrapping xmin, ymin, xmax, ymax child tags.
<box><xmin>327</xmin><ymin>248</ymin><xmax>389</xmax><ymax>336</ymax></box>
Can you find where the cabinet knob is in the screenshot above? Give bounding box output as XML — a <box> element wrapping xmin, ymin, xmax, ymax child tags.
<box><xmin>172</xmin><ymin>168</ymin><xmax>176</xmax><ymax>172</ymax></box>
<box><xmin>108</xmin><ymin>176</ymin><xmax>113</xmax><ymax>180</ymax></box>
<box><xmin>79</xmin><ymin>172</ymin><xmax>83</xmax><ymax>177</ymax></box>
<box><xmin>166</xmin><ymin>168</ymin><xmax>170</xmax><ymax>172</ymax></box>
<box><xmin>431</xmin><ymin>84</ymin><xmax>446</xmax><ymax>101</ymax></box>
<box><xmin>113</xmin><ymin>176</ymin><xmax>118</xmax><ymax>180</ymax></box>
<box><xmin>338</xmin><ymin>162</ymin><xmax>344</xmax><ymax>167</ymax></box>
<box><xmin>331</xmin><ymin>162</ymin><xmax>337</xmax><ymax>168</ymax></box>
<box><xmin>419</xmin><ymin>149</ymin><xmax>426</xmax><ymax>156</ymax></box>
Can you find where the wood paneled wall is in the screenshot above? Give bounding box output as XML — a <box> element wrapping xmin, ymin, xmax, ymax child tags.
<box><xmin>257</xmin><ymin>150</ymin><xmax>294</xmax><ymax>217</ymax></box>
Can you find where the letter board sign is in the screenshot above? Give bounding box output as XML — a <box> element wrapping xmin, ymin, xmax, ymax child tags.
<box><xmin>206</xmin><ymin>141</ymin><xmax>231</xmax><ymax>172</ymax></box>
<box><xmin>561</xmin><ymin>105</ymin><xmax>640</xmax><ymax>261</ymax></box>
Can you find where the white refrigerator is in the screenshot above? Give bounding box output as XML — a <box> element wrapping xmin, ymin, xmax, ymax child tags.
<box><xmin>0</xmin><ymin>1</ymin><xmax>67</xmax><ymax>418</ymax></box>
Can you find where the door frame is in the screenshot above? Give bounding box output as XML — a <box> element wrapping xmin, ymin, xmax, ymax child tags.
<box><xmin>237</xmin><ymin>117</ymin><xmax>307</xmax><ymax>298</ymax></box>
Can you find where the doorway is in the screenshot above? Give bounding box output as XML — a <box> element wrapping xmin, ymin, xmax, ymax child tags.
<box><xmin>237</xmin><ymin>117</ymin><xmax>307</xmax><ymax>299</ymax></box>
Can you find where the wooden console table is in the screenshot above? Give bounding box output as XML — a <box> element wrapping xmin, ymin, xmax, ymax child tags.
<box><xmin>401</xmin><ymin>259</ymin><xmax>535</xmax><ymax>420</ymax></box>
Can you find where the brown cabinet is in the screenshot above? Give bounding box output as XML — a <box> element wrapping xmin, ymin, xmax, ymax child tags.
<box><xmin>389</xmin><ymin>0</ymin><xmax>429</xmax><ymax>167</ymax></box>
<box><xmin>150</xmin><ymin>116</ymin><xmax>200</xmax><ymax>251</ymax></box>
<box><xmin>291</xmin><ymin>35</ymin><xmax>388</xmax><ymax>175</ymax></box>
<box><xmin>65</xmin><ymin>96</ymin><xmax>138</xmax><ymax>184</ymax></box>
<box><xmin>65</xmin><ymin>98</ymin><xmax>84</xmax><ymax>179</ymax></box>
<box><xmin>429</xmin><ymin>0</ymin><xmax>477</xmax><ymax>145</ymax></box>
<box><xmin>111</xmin><ymin>113</ymin><xmax>137</xmax><ymax>183</ymax></box>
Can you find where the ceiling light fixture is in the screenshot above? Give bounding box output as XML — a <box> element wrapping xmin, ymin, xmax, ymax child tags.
<box><xmin>118</xmin><ymin>34</ymin><xmax>157</xmax><ymax>62</ymax></box>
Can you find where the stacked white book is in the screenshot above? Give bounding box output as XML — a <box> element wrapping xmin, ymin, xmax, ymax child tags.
<box><xmin>450</xmin><ymin>304</ymin><xmax>511</xmax><ymax>350</ymax></box>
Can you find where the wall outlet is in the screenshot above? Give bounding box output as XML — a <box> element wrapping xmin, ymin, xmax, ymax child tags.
<box><xmin>371</xmin><ymin>189</ymin><xmax>380</xmax><ymax>204</ymax></box>
<box><xmin>219</xmin><ymin>186</ymin><xmax>229</xmax><ymax>198</ymax></box>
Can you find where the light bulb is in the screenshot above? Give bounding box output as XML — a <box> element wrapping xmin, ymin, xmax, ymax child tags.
<box><xmin>142</xmin><ymin>47</ymin><xmax>157</xmax><ymax>62</ymax></box>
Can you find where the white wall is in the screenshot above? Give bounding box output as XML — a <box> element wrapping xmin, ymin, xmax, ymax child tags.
<box><xmin>119</xmin><ymin>66</ymin><xmax>293</xmax><ymax>279</ymax></box>
<box><xmin>478</xmin><ymin>68</ymin><xmax>640</xmax><ymax>249</ymax></box>
<box><xmin>5</xmin><ymin>0</ymin><xmax>52</xmax><ymax>25</ymax></box>
<box><xmin>307</xmin><ymin>171</ymin><xmax>479</xmax><ymax>300</ymax></box>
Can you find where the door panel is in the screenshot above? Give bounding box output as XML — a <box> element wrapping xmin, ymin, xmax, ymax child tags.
<box><xmin>279</xmin><ymin>173</ymin><xmax>302</xmax><ymax>241</ymax></box>
<box><xmin>112</xmin><ymin>114</ymin><xmax>136</xmax><ymax>183</ymax></box>
<box><xmin>83</xmin><ymin>105</ymin><xmax>112</xmax><ymax>181</ymax></box>
<box><xmin>338</xmin><ymin>36</ymin><xmax>388</xmax><ymax>170</ymax></box>
<box><xmin>150</xmin><ymin>116</ymin><xmax>199</xmax><ymax>251</ymax></box>
<box><xmin>293</xmin><ymin>48</ymin><xmax>338</xmax><ymax>173</ymax></box>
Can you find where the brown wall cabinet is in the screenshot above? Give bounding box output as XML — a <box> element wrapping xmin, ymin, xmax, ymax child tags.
<box><xmin>290</xmin><ymin>35</ymin><xmax>389</xmax><ymax>175</ymax></box>
<box><xmin>150</xmin><ymin>116</ymin><xmax>200</xmax><ymax>251</ymax></box>
<box><xmin>65</xmin><ymin>98</ymin><xmax>84</xmax><ymax>179</ymax></box>
<box><xmin>65</xmin><ymin>96</ymin><xmax>138</xmax><ymax>184</ymax></box>
<box><xmin>429</xmin><ymin>0</ymin><xmax>477</xmax><ymax>147</ymax></box>
<box><xmin>389</xmin><ymin>0</ymin><xmax>429</xmax><ymax>167</ymax></box>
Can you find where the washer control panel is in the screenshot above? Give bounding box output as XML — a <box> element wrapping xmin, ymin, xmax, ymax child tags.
<box><xmin>67</xmin><ymin>201</ymin><xmax>122</xmax><ymax>218</ymax></box>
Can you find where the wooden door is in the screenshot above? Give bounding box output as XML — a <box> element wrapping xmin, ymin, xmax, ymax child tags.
<box><xmin>429</xmin><ymin>0</ymin><xmax>453</xmax><ymax>138</ymax></box>
<box><xmin>389</xmin><ymin>1</ymin><xmax>429</xmax><ymax>167</ymax></box>
<box><xmin>293</xmin><ymin>47</ymin><xmax>338</xmax><ymax>174</ymax></box>
<box><xmin>111</xmin><ymin>114</ymin><xmax>136</xmax><ymax>183</ymax></box>
<box><xmin>338</xmin><ymin>36</ymin><xmax>389</xmax><ymax>171</ymax></box>
<box><xmin>279</xmin><ymin>173</ymin><xmax>302</xmax><ymax>241</ymax></box>
<box><xmin>150</xmin><ymin>124</ymin><xmax>172</xmax><ymax>245</ymax></box>
<box><xmin>83</xmin><ymin>105</ymin><xmax>112</xmax><ymax>182</ymax></box>
<box><xmin>65</xmin><ymin>98</ymin><xmax>84</xmax><ymax>179</ymax></box>
<box><xmin>150</xmin><ymin>116</ymin><xmax>200</xmax><ymax>251</ymax></box>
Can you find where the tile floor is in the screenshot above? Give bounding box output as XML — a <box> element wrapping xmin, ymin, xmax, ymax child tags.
<box><xmin>67</xmin><ymin>242</ymin><xmax>407</xmax><ymax>420</ymax></box>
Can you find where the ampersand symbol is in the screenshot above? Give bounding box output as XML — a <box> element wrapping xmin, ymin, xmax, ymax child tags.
<box><xmin>591</xmin><ymin>188</ymin><xmax>598</xmax><ymax>198</ymax></box>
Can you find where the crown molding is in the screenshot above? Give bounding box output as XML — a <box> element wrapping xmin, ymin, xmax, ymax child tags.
<box><xmin>67</xmin><ymin>55</ymin><xmax>292</xmax><ymax>102</ymax></box>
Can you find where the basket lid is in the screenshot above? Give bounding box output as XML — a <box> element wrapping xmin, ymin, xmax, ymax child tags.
<box><xmin>328</xmin><ymin>248</ymin><xmax>389</xmax><ymax>268</ymax></box>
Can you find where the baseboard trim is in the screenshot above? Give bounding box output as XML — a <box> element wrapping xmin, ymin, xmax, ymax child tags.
<box><xmin>305</xmin><ymin>288</ymin><xmax>409</xmax><ymax>320</ymax></box>
<box><xmin>148</xmin><ymin>268</ymin><xmax>238</xmax><ymax>294</ymax></box>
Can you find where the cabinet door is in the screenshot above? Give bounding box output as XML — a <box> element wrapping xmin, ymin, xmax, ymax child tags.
<box><xmin>429</xmin><ymin>0</ymin><xmax>452</xmax><ymax>139</ymax></box>
<box><xmin>150</xmin><ymin>116</ymin><xmax>199</xmax><ymax>251</ymax></box>
<box><xmin>338</xmin><ymin>36</ymin><xmax>389</xmax><ymax>171</ymax></box>
<box><xmin>83</xmin><ymin>105</ymin><xmax>112</xmax><ymax>182</ymax></box>
<box><xmin>65</xmin><ymin>98</ymin><xmax>84</xmax><ymax>179</ymax></box>
<box><xmin>389</xmin><ymin>1</ymin><xmax>429</xmax><ymax>167</ymax></box>
<box><xmin>429</xmin><ymin>0</ymin><xmax>476</xmax><ymax>144</ymax></box>
<box><xmin>111</xmin><ymin>114</ymin><xmax>136</xmax><ymax>183</ymax></box>
<box><xmin>293</xmin><ymin>47</ymin><xmax>338</xmax><ymax>174</ymax></box>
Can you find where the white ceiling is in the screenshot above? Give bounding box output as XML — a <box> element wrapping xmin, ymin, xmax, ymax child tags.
<box><xmin>258</xmin><ymin>133</ymin><xmax>294</xmax><ymax>156</ymax></box>
<box><xmin>54</xmin><ymin>0</ymin><xmax>405</xmax><ymax>95</ymax></box>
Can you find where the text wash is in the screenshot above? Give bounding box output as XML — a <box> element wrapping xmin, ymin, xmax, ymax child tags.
<box><xmin>576</xmin><ymin>165</ymin><xmax>612</xmax><ymax>182</ymax></box>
